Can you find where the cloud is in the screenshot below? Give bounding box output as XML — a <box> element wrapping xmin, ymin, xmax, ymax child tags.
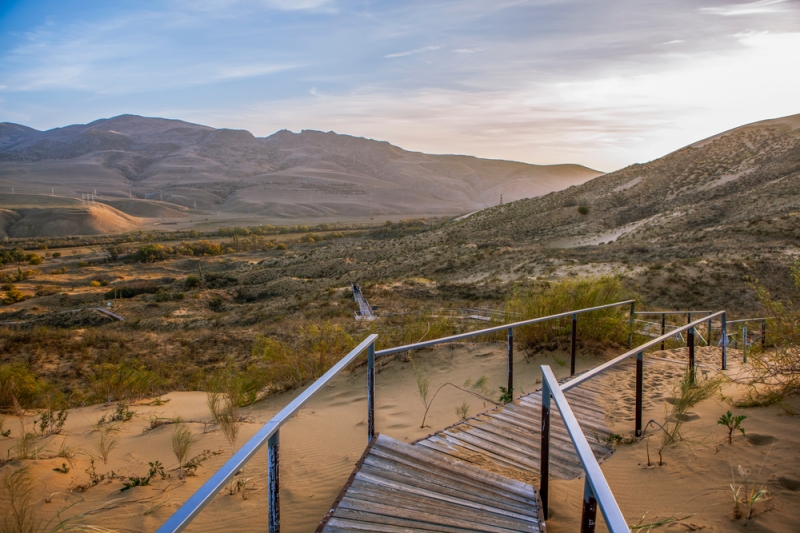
<box><xmin>385</xmin><ymin>45</ymin><xmax>441</xmax><ymax>59</ymax></box>
<box><xmin>700</xmin><ymin>0</ymin><xmax>790</xmax><ymax>16</ymax></box>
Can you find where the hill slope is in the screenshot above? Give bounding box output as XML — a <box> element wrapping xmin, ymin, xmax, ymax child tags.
<box><xmin>0</xmin><ymin>115</ymin><xmax>601</xmax><ymax>225</ymax></box>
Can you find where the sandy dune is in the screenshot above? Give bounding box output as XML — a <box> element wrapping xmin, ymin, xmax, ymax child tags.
<box><xmin>2</xmin><ymin>344</ymin><xmax>798</xmax><ymax>532</ymax></box>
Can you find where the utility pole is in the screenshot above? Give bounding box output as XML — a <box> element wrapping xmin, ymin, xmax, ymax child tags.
<box><xmin>500</xmin><ymin>194</ymin><xmax>503</xmax><ymax>205</ymax></box>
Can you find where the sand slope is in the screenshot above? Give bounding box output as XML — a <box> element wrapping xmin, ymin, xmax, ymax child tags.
<box><xmin>3</xmin><ymin>203</ymin><xmax>143</xmax><ymax>237</ymax></box>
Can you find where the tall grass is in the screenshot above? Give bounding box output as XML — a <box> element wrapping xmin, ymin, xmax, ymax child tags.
<box><xmin>505</xmin><ymin>276</ymin><xmax>632</xmax><ymax>355</ymax></box>
<box><xmin>251</xmin><ymin>321</ymin><xmax>356</xmax><ymax>393</ymax></box>
<box><xmin>171</xmin><ymin>418</ymin><xmax>196</xmax><ymax>478</ymax></box>
<box><xmin>1</xmin><ymin>466</ymin><xmax>40</xmax><ymax>533</ymax></box>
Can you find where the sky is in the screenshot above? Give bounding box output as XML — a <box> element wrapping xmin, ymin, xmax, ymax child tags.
<box><xmin>0</xmin><ymin>0</ymin><xmax>798</xmax><ymax>172</ymax></box>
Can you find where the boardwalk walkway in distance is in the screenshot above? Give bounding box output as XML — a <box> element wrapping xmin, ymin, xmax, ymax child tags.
<box><xmin>317</xmin><ymin>434</ymin><xmax>544</xmax><ymax>533</ymax></box>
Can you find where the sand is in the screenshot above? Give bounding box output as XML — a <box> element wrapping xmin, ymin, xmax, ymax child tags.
<box><xmin>1</xmin><ymin>344</ymin><xmax>799</xmax><ymax>532</ymax></box>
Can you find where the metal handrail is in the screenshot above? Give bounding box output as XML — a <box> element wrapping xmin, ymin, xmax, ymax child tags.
<box><xmin>726</xmin><ymin>317</ymin><xmax>772</xmax><ymax>325</ymax></box>
<box><xmin>563</xmin><ymin>311</ymin><xmax>726</xmax><ymax>393</ymax></box>
<box><xmin>156</xmin><ymin>334</ymin><xmax>378</xmax><ymax>533</ymax></box>
<box><xmin>375</xmin><ymin>299</ymin><xmax>636</xmax><ymax>358</ymax></box>
<box><xmin>541</xmin><ymin>365</ymin><xmax>629</xmax><ymax>532</ymax></box>
<box><xmin>633</xmin><ymin>310</ymin><xmax>712</xmax><ymax>315</ymax></box>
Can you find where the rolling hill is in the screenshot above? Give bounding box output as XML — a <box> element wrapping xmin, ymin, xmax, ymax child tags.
<box><xmin>0</xmin><ymin>115</ymin><xmax>601</xmax><ymax>235</ymax></box>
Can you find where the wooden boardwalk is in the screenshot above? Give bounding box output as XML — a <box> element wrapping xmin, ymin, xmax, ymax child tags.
<box><xmin>319</xmin><ymin>348</ymin><xmax>719</xmax><ymax>532</ymax></box>
<box><xmin>317</xmin><ymin>434</ymin><xmax>544</xmax><ymax>532</ymax></box>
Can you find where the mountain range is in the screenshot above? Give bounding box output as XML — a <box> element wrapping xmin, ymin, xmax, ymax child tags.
<box><xmin>0</xmin><ymin>115</ymin><xmax>600</xmax><ymax>236</ymax></box>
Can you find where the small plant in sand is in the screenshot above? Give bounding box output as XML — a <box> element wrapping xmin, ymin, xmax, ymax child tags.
<box><xmin>498</xmin><ymin>386</ymin><xmax>513</xmax><ymax>404</ymax></box>
<box><xmin>171</xmin><ymin>417</ymin><xmax>197</xmax><ymax>478</ymax></box>
<box><xmin>4</xmin><ymin>464</ymin><xmax>121</xmax><ymax>531</ymax></box>
<box><xmin>718</xmin><ymin>411</ymin><xmax>746</xmax><ymax>444</ymax></box>
<box><xmin>730</xmin><ymin>454</ymin><xmax>771</xmax><ymax>520</ymax></box>
<box><xmin>643</xmin><ymin>369</ymin><xmax>721</xmax><ymax>466</ymax></box>
<box><xmin>411</xmin><ymin>359</ymin><xmax>497</xmax><ymax>428</ymax></box>
<box><xmin>37</xmin><ymin>407</ymin><xmax>68</xmax><ymax>436</ymax></box>
<box><xmin>455</xmin><ymin>401</ymin><xmax>470</xmax><ymax>420</ymax></box>
<box><xmin>207</xmin><ymin>389</ymin><xmax>241</xmax><ymax>454</ymax></box>
<box><xmin>95</xmin><ymin>427</ymin><xmax>118</xmax><ymax>466</ymax></box>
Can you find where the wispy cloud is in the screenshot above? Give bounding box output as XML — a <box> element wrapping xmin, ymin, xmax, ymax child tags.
<box><xmin>1</xmin><ymin>0</ymin><xmax>798</xmax><ymax>170</ymax></box>
<box><xmin>700</xmin><ymin>0</ymin><xmax>790</xmax><ymax>16</ymax></box>
<box><xmin>385</xmin><ymin>45</ymin><xmax>441</xmax><ymax>58</ymax></box>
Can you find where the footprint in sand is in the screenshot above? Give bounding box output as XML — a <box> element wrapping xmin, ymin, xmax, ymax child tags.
<box><xmin>777</xmin><ymin>476</ymin><xmax>800</xmax><ymax>491</ymax></box>
<box><xmin>746</xmin><ymin>433</ymin><xmax>777</xmax><ymax>446</ymax></box>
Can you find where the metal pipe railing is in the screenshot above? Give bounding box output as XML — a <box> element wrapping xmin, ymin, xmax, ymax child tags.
<box><xmin>563</xmin><ymin>311</ymin><xmax>726</xmax><ymax>437</ymax></box>
<box><xmin>375</xmin><ymin>299</ymin><xmax>636</xmax><ymax>395</ymax></box>
<box><xmin>156</xmin><ymin>334</ymin><xmax>378</xmax><ymax>533</ymax></box>
<box><xmin>540</xmin><ymin>365</ymin><xmax>629</xmax><ymax>532</ymax></box>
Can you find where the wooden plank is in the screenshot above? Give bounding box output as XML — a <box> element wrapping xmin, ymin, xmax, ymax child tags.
<box><xmin>339</xmin><ymin>486</ymin><xmax>539</xmax><ymax>532</ymax></box>
<box><xmin>360</xmin><ymin>455</ymin><xmax>535</xmax><ymax>515</ymax></box>
<box><xmin>369</xmin><ymin>442</ymin><xmax>536</xmax><ymax>506</ymax></box>
<box><xmin>354</xmin><ymin>469</ymin><xmax>539</xmax><ymax>522</ymax></box>
<box><xmin>334</xmin><ymin>506</ymin><xmax>537</xmax><ymax>533</ymax></box>
<box><xmin>356</xmin><ymin>464</ymin><xmax>535</xmax><ymax>518</ymax></box>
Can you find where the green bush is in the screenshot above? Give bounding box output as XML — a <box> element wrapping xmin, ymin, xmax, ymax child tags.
<box><xmin>578</xmin><ymin>205</ymin><xmax>590</xmax><ymax>215</ymax></box>
<box><xmin>185</xmin><ymin>275</ymin><xmax>201</xmax><ymax>288</ymax></box>
<box><xmin>0</xmin><ymin>363</ymin><xmax>49</xmax><ymax>409</ymax></box>
<box><xmin>505</xmin><ymin>276</ymin><xmax>631</xmax><ymax>353</ymax></box>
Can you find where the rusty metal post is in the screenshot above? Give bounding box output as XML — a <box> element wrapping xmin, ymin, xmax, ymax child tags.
<box><xmin>628</xmin><ymin>302</ymin><xmax>635</xmax><ymax>348</ymax></box>
<box><xmin>367</xmin><ymin>343</ymin><xmax>375</xmax><ymax>442</ymax></box>
<box><xmin>721</xmin><ymin>312</ymin><xmax>727</xmax><ymax>370</ymax></box>
<box><xmin>688</xmin><ymin>325</ymin><xmax>695</xmax><ymax>382</ymax></box>
<box><xmin>580</xmin><ymin>478</ymin><xmax>598</xmax><ymax>533</ymax></box>
<box><xmin>708</xmin><ymin>317</ymin><xmax>713</xmax><ymax>347</ymax></box>
<box><xmin>635</xmin><ymin>351</ymin><xmax>643</xmax><ymax>437</ymax></box>
<box><xmin>507</xmin><ymin>327</ymin><xmax>514</xmax><ymax>399</ymax></box>
<box><xmin>268</xmin><ymin>431</ymin><xmax>280</xmax><ymax>533</ymax></box>
<box><xmin>539</xmin><ymin>383</ymin><xmax>551</xmax><ymax>520</ymax></box>
<box><xmin>660</xmin><ymin>313</ymin><xmax>666</xmax><ymax>350</ymax></box>
<box><xmin>761</xmin><ymin>320</ymin><xmax>766</xmax><ymax>350</ymax></box>
<box><xmin>570</xmin><ymin>314</ymin><xmax>577</xmax><ymax>376</ymax></box>
<box><xmin>742</xmin><ymin>325</ymin><xmax>748</xmax><ymax>363</ymax></box>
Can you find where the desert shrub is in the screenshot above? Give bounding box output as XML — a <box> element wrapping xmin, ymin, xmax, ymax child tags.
<box><xmin>738</xmin><ymin>261</ymin><xmax>800</xmax><ymax>401</ymax></box>
<box><xmin>578</xmin><ymin>205</ymin><xmax>590</xmax><ymax>215</ymax></box>
<box><xmin>251</xmin><ymin>321</ymin><xmax>356</xmax><ymax>393</ymax></box>
<box><xmin>27</xmin><ymin>254</ymin><xmax>43</xmax><ymax>265</ymax></box>
<box><xmin>185</xmin><ymin>275</ymin><xmax>201</xmax><ymax>288</ymax></box>
<box><xmin>51</xmin><ymin>252</ymin><xmax>61</xmax><ymax>258</ymax></box>
<box><xmin>89</xmin><ymin>362</ymin><xmax>164</xmax><ymax>403</ymax></box>
<box><xmin>130</xmin><ymin>243</ymin><xmax>172</xmax><ymax>263</ymax></box>
<box><xmin>103</xmin><ymin>282</ymin><xmax>160</xmax><ymax>299</ymax></box>
<box><xmin>0</xmin><ymin>364</ymin><xmax>50</xmax><ymax>410</ymax></box>
<box><xmin>2</xmin><ymin>285</ymin><xmax>26</xmax><ymax>304</ymax></box>
<box><xmin>505</xmin><ymin>276</ymin><xmax>631</xmax><ymax>354</ymax></box>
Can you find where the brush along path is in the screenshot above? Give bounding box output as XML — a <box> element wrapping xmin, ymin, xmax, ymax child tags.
<box><xmin>318</xmin><ymin>348</ymin><xmax>721</xmax><ymax>531</ymax></box>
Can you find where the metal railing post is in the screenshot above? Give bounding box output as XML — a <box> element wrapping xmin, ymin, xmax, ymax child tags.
<box><xmin>707</xmin><ymin>317</ymin><xmax>713</xmax><ymax>347</ymax></box>
<box><xmin>539</xmin><ymin>382</ymin><xmax>551</xmax><ymax>520</ymax></box>
<box><xmin>580</xmin><ymin>478</ymin><xmax>598</xmax><ymax>533</ymax></box>
<box><xmin>268</xmin><ymin>431</ymin><xmax>280</xmax><ymax>533</ymax></box>
<box><xmin>507</xmin><ymin>327</ymin><xmax>514</xmax><ymax>398</ymax></box>
<box><xmin>660</xmin><ymin>313</ymin><xmax>666</xmax><ymax>350</ymax></box>
<box><xmin>742</xmin><ymin>325</ymin><xmax>748</xmax><ymax>363</ymax></box>
<box><xmin>761</xmin><ymin>320</ymin><xmax>766</xmax><ymax>350</ymax></box>
<box><xmin>628</xmin><ymin>302</ymin><xmax>635</xmax><ymax>347</ymax></box>
<box><xmin>688</xmin><ymin>325</ymin><xmax>695</xmax><ymax>382</ymax></box>
<box><xmin>721</xmin><ymin>313</ymin><xmax>727</xmax><ymax>370</ymax></box>
<box><xmin>367</xmin><ymin>343</ymin><xmax>375</xmax><ymax>442</ymax></box>
<box><xmin>635</xmin><ymin>351</ymin><xmax>643</xmax><ymax>437</ymax></box>
<box><xmin>570</xmin><ymin>314</ymin><xmax>577</xmax><ymax>376</ymax></box>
